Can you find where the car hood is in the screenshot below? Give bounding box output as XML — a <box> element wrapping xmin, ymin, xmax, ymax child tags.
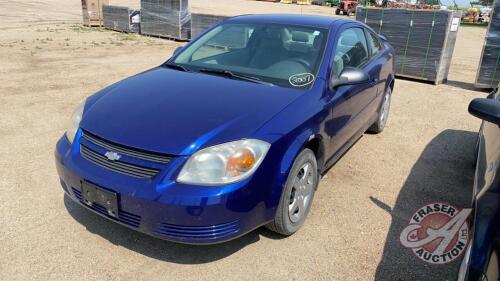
<box><xmin>81</xmin><ymin>67</ymin><xmax>303</xmax><ymax>155</ymax></box>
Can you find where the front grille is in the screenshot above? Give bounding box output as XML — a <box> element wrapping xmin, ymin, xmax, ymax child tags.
<box><xmin>82</xmin><ymin>130</ymin><xmax>171</xmax><ymax>164</ymax></box>
<box><xmin>80</xmin><ymin>144</ymin><xmax>159</xmax><ymax>179</ymax></box>
<box><xmin>72</xmin><ymin>187</ymin><xmax>142</xmax><ymax>228</ymax></box>
<box><xmin>154</xmin><ymin>220</ymin><xmax>240</xmax><ymax>240</ymax></box>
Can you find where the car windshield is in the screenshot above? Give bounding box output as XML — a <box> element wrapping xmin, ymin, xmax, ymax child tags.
<box><xmin>173</xmin><ymin>22</ymin><xmax>328</xmax><ymax>89</ymax></box>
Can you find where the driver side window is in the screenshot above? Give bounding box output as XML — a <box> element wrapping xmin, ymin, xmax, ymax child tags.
<box><xmin>331</xmin><ymin>28</ymin><xmax>369</xmax><ymax>77</ymax></box>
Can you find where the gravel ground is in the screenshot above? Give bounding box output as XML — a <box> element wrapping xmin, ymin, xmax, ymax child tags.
<box><xmin>0</xmin><ymin>1</ymin><xmax>488</xmax><ymax>280</ymax></box>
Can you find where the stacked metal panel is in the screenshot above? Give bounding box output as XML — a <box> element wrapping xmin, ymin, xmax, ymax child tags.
<box><xmin>140</xmin><ymin>0</ymin><xmax>191</xmax><ymax>40</ymax></box>
<box><xmin>103</xmin><ymin>5</ymin><xmax>141</xmax><ymax>33</ymax></box>
<box><xmin>356</xmin><ymin>7</ymin><xmax>462</xmax><ymax>84</ymax></box>
<box><xmin>476</xmin><ymin>0</ymin><xmax>500</xmax><ymax>88</ymax></box>
<box><xmin>190</xmin><ymin>13</ymin><xmax>227</xmax><ymax>39</ymax></box>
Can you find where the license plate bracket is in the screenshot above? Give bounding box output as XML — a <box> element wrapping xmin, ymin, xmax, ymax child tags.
<box><xmin>81</xmin><ymin>181</ymin><xmax>119</xmax><ymax>218</ymax></box>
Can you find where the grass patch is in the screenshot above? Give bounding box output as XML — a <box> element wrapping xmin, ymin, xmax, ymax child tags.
<box><xmin>70</xmin><ymin>25</ymin><xmax>106</xmax><ymax>33</ymax></box>
<box><xmin>461</xmin><ymin>23</ymin><xmax>488</xmax><ymax>28</ymax></box>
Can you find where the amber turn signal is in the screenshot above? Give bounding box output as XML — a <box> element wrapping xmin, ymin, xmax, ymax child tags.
<box><xmin>227</xmin><ymin>148</ymin><xmax>256</xmax><ymax>176</ymax></box>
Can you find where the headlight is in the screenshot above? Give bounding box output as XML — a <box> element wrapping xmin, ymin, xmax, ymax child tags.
<box><xmin>177</xmin><ymin>139</ymin><xmax>271</xmax><ymax>185</ymax></box>
<box><xmin>66</xmin><ymin>100</ymin><xmax>85</xmax><ymax>144</ymax></box>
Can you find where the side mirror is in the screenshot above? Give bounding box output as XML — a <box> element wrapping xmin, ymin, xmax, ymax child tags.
<box><xmin>329</xmin><ymin>67</ymin><xmax>370</xmax><ymax>90</ymax></box>
<box><xmin>173</xmin><ymin>46</ymin><xmax>183</xmax><ymax>56</ymax></box>
<box><xmin>469</xmin><ymin>98</ymin><xmax>500</xmax><ymax>125</ymax></box>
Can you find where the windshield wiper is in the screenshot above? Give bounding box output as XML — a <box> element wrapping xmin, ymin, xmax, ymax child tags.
<box><xmin>199</xmin><ymin>68</ymin><xmax>274</xmax><ymax>86</ymax></box>
<box><xmin>162</xmin><ymin>62</ymin><xmax>190</xmax><ymax>72</ymax></box>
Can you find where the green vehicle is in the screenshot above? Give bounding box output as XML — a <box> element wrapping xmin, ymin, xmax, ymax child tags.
<box><xmin>326</xmin><ymin>0</ymin><xmax>340</xmax><ymax>6</ymax></box>
<box><xmin>313</xmin><ymin>0</ymin><xmax>341</xmax><ymax>6</ymax></box>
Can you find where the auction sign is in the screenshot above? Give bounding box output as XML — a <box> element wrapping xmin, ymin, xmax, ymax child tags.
<box><xmin>399</xmin><ymin>202</ymin><xmax>472</xmax><ymax>265</ymax></box>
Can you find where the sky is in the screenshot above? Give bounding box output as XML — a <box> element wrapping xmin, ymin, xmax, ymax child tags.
<box><xmin>439</xmin><ymin>0</ymin><xmax>478</xmax><ymax>7</ymax></box>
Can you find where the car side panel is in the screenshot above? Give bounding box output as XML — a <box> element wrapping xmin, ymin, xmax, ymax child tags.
<box><xmin>250</xmin><ymin>21</ymin><xmax>395</xmax><ymax>219</ymax></box>
<box><xmin>324</xmin><ymin>23</ymin><xmax>389</xmax><ymax>158</ymax></box>
<box><xmin>468</xmin><ymin>91</ymin><xmax>500</xmax><ymax>280</ymax></box>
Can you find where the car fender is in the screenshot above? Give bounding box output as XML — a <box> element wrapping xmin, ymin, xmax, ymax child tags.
<box><xmin>279</xmin><ymin>129</ymin><xmax>321</xmax><ymax>175</ymax></box>
<box><xmin>264</xmin><ymin>127</ymin><xmax>327</xmax><ymax>212</ymax></box>
<box><xmin>252</xmin><ymin>81</ymin><xmax>330</xmax><ymax>212</ymax></box>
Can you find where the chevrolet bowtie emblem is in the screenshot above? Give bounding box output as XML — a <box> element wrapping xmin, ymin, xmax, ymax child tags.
<box><xmin>104</xmin><ymin>151</ymin><xmax>121</xmax><ymax>161</ymax></box>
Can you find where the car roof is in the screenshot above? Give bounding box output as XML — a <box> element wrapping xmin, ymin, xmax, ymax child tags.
<box><xmin>225</xmin><ymin>14</ymin><xmax>355</xmax><ymax>29</ymax></box>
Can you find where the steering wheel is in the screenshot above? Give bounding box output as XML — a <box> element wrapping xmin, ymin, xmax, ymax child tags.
<box><xmin>341</xmin><ymin>53</ymin><xmax>351</xmax><ymax>66</ymax></box>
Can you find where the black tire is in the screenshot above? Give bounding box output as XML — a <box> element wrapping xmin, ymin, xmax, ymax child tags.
<box><xmin>335</xmin><ymin>8</ymin><xmax>341</xmax><ymax>15</ymax></box>
<box><xmin>266</xmin><ymin>148</ymin><xmax>319</xmax><ymax>236</ymax></box>
<box><xmin>368</xmin><ymin>86</ymin><xmax>392</xmax><ymax>133</ymax></box>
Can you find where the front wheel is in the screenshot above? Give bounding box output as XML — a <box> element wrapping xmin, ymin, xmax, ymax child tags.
<box><xmin>369</xmin><ymin>86</ymin><xmax>392</xmax><ymax>133</ymax></box>
<box><xmin>266</xmin><ymin>148</ymin><xmax>319</xmax><ymax>236</ymax></box>
<box><xmin>335</xmin><ymin>8</ymin><xmax>341</xmax><ymax>15</ymax></box>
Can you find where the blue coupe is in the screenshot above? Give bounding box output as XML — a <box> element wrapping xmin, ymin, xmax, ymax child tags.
<box><xmin>55</xmin><ymin>14</ymin><xmax>395</xmax><ymax>244</ymax></box>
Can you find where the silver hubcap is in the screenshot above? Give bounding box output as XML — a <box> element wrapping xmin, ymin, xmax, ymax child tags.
<box><xmin>288</xmin><ymin>163</ymin><xmax>315</xmax><ymax>223</ymax></box>
<box><xmin>379</xmin><ymin>89</ymin><xmax>391</xmax><ymax>127</ymax></box>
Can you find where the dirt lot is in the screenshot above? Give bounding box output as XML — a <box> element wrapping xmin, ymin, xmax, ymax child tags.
<box><xmin>0</xmin><ymin>1</ymin><xmax>488</xmax><ymax>280</ymax></box>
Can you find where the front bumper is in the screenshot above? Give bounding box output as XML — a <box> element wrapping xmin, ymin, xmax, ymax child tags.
<box><xmin>55</xmin><ymin>135</ymin><xmax>274</xmax><ymax>244</ymax></box>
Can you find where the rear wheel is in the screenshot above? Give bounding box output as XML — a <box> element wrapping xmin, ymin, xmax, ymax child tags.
<box><xmin>335</xmin><ymin>8</ymin><xmax>341</xmax><ymax>15</ymax></box>
<box><xmin>266</xmin><ymin>148</ymin><xmax>318</xmax><ymax>236</ymax></box>
<box><xmin>369</xmin><ymin>86</ymin><xmax>392</xmax><ymax>133</ymax></box>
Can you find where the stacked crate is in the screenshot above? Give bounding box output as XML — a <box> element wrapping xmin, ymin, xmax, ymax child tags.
<box><xmin>476</xmin><ymin>0</ymin><xmax>500</xmax><ymax>88</ymax></box>
<box><xmin>82</xmin><ymin>0</ymin><xmax>109</xmax><ymax>26</ymax></box>
<box><xmin>140</xmin><ymin>0</ymin><xmax>191</xmax><ymax>40</ymax></box>
<box><xmin>356</xmin><ymin>7</ymin><xmax>462</xmax><ymax>84</ymax></box>
<box><xmin>190</xmin><ymin>13</ymin><xmax>227</xmax><ymax>39</ymax></box>
<box><xmin>103</xmin><ymin>5</ymin><xmax>141</xmax><ymax>33</ymax></box>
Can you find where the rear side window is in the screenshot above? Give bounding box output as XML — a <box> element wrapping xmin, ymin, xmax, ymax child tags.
<box><xmin>332</xmin><ymin>28</ymin><xmax>369</xmax><ymax>76</ymax></box>
<box><xmin>366</xmin><ymin>30</ymin><xmax>383</xmax><ymax>57</ymax></box>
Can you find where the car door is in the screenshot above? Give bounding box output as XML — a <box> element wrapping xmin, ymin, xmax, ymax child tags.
<box><xmin>325</xmin><ymin>26</ymin><xmax>377</xmax><ymax>156</ymax></box>
<box><xmin>364</xmin><ymin>29</ymin><xmax>386</xmax><ymax>100</ymax></box>
<box><xmin>468</xmin><ymin>91</ymin><xmax>500</xmax><ymax>281</ymax></box>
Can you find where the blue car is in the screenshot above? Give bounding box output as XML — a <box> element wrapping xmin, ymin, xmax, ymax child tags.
<box><xmin>55</xmin><ymin>14</ymin><xmax>395</xmax><ymax>244</ymax></box>
<box><xmin>458</xmin><ymin>90</ymin><xmax>500</xmax><ymax>280</ymax></box>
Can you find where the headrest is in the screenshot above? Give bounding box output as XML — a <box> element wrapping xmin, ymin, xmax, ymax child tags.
<box><xmin>340</xmin><ymin>33</ymin><xmax>358</xmax><ymax>46</ymax></box>
<box><xmin>264</xmin><ymin>28</ymin><xmax>281</xmax><ymax>40</ymax></box>
<box><xmin>313</xmin><ymin>33</ymin><xmax>324</xmax><ymax>49</ymax></box>
<box><xmin>288</xmin><ymin>42</ymin><xmax>311</xmax><ymax>53</ymax></box>
<box><xmin>292</xmin><ymin>31</ymin><xmax>309</xmax><ymax>43</ymax></box>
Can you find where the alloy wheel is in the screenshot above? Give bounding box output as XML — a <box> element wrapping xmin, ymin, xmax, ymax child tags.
<box><xmin>379</xmin><ymin>89</ymin><xmax>392</xmax><ymax>128</ymax></box>
<box><xmin>288</xmin><ymin>162</ymin><xmax>315</xmax><ymax>223</ymax></box>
